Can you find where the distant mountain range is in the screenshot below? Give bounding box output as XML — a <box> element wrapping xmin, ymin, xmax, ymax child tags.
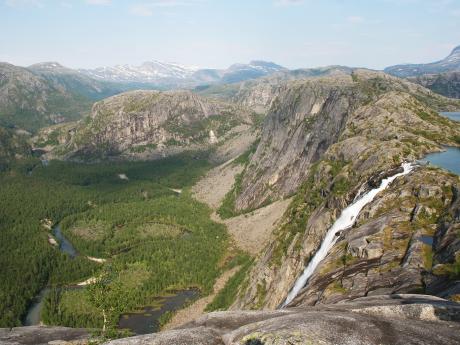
<box><xmin>385</xmin><ymin>45</ymin><xmax>460</xmax><ymax>77</ymax></box>
<box><xmin>79</xmin><ymin>60</ymin><xmax>287</xmax><ymax>85</ymax></box>
<box><xmin>2</xmin><ymin>45</ymin><xmax>460</xmax><ymax>133</ymax></box>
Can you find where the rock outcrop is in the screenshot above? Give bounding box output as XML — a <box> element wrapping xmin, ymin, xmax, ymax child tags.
<box><xmin>104</xmin><ymin>295</ymin><xmax>460</xmax><ymax>345</ymax></box>
<box><xmin>40</xmin><ymin>90</ymin><xmax>255</xmax><ymax>160</ymax></box>
<box><xmin>234</xmin><ymin>70</ymin><xmax>460</xmax><ymax>213</ymax></box>
<box><xmin>0</xmin><ymin>326</ymin><xmax>88</xmax><ymax>345</ymax></box>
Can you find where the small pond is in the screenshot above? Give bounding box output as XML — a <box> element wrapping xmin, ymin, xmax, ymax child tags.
<box><xmin>424</xmin><ymin>146</ymin><xmax>460</xmax><ymax>176</ymax></box>
<box><xmin>118</xmin><ymin>289</ymin><xmax>200</xmax><ymax>335</ymax></box>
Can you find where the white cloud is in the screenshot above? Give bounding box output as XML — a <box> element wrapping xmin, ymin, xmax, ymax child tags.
<box><xmin>85</xmin><ymin>0</ymin><xmax>111</xmax><ymax>5</ymax></box>
<box><xmin>347</xmin><ymin>15</ymin><xmax>364</xmax><ymax>24</ymax></box>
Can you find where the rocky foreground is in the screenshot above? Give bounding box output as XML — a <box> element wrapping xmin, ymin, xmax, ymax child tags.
<box><xmin>2</xmin><ymin>294</ymin><xmax>458</xmax><ymax>345</ymax></box>
<box><xmin>108</xmin><ymin>294</ymin><xmax>460</xmax><ymax>344</ymax></box>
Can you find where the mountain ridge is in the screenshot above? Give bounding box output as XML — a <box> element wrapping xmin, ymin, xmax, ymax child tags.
<box><xmin>385</xmin><ymin>45</ymin><xmax>460</xmax><ymax>77</ymax></box>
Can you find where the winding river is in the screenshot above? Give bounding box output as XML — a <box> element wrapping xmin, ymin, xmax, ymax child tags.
<box><xmin>23</xmin><ymin>225</ymin><xmax>79</xmax><ymax>326</ymax></box>
<box><xmin>24</xmin><ymin>225</ymin><xmax>198</xmax><ymax>333</ymax></box>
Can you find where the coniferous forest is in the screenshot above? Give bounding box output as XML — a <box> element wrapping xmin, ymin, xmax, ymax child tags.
<box><xmin>0</xmin><ymin>153</ymin><xmax>231</xmax><ymax>331</ymax></box>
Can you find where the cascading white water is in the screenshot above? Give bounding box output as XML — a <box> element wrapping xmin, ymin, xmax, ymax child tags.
<box><xmin>282</xmin><ymin>162</ymin><xmax>414</xmax><ymax>307</ymax></box>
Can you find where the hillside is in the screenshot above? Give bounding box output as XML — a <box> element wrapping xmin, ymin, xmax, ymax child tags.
<box><xmin>37</xmin><ymin>90</ymin><xmax>256</xmax><ymax>160</ymax></box>
<box><xmin>0</xmin><ymin>62</ymin><xmax>149</xmax><ymax>133</ymax></box>
<box><xmin>0</xmin><ymin>126</ymin><xmax>31</xmax><ymax>170</ymax></box>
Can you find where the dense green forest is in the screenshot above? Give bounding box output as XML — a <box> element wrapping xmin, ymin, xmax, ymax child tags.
<box><xmin>0</xmin><ymin>153</ymin><xmax>229</xmax><ymax>331</ymax></box>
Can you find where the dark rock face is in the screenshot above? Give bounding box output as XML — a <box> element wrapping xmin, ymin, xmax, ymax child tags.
<box><xmin>234</xmin><ymin>75</ymin><xmax>362</xmax><ymax>211</ymax></box>
<box><xmin>104</xmin><ymin>295</ymin><xmax>460</xmax><ymax>345</ymax></box>
<box><xmin>0</xmin><ymin>326</ymin><xmax>88</xmax><ymax>345</ymax></box>
<box><xmin>409</xmin><ymin>71</ymin><xmax>460</xmax><ymax>99</ymax></box>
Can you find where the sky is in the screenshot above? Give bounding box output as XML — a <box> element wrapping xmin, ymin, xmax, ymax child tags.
<box><xmin>1</xmin><ymin>0</ymin><xmax>460</xmax><ymax>70</ymax></box>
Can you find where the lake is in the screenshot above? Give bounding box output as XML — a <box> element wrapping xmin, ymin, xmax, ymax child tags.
<box><xmin>424</xmin><ymin>146</ymin><xmax>460</xmax><ymax>176</ymax></box>
<box><xmin>440</xmin><ymin>112</ymin><xmax>460</xmax><ymax>122</ymax></box>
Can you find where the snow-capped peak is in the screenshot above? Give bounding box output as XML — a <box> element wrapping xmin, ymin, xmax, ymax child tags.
<box><xmin>79</xmin><ymin>61</ymin><xmax>199</xmax><ymax>83</ymax></box>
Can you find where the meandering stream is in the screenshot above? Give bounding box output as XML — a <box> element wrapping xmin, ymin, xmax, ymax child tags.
<box><xmin>24</xmin><ymin>225</ymin><xmax>198</xmax><ymax>333</ymax></box>
<box><xmin>282</xmin><ymin>163</ymin><xmax>414</xmax><ymax>307</ymax></box>
<box><xmin>23</xmin><ymin>225</ymin><xmax>79</xmax><ymax>326</ymax></box>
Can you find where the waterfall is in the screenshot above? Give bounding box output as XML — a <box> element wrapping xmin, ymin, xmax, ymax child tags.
<box><xmin>281</xmin><ymin>162</ymin><xmax>414</xmax><ymax>307</ymax></box>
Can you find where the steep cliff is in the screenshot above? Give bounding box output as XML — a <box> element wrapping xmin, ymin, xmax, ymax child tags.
<box><xmin>41</xmin><ymin>90</ymin><xmax>255</xmax><ymax>160</ymax></box>
<box><xmin>230</xmin><ymin>70</ymin><xmax>460</xmax><ymax>309</ymax></box>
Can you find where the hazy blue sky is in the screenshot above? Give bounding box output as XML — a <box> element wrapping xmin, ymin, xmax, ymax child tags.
<box><xmin>1</xmin><ymin>0</ymin><xmax>459</xmax><ymax>69</ymax></box>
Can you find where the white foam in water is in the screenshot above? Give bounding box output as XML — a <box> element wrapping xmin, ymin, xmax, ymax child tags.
<box><xmin>282</xmin><ymin>162</ymin><xmax>414</xmax><ymax>307</ymax></box>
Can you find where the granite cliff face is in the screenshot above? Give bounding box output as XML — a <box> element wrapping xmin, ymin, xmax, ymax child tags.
<box><xmin>230</xmin><ymin>70</ymin><xmax>460</xmax><ymax>310</ymax></box>
<box><xmin>233</xmin><ymin>70</ymin><xmax>459</xmax><ymax>213</ymax></box>
<box><xmin>41</xmin><ymin>90</ymin><xmax>255</xmax><ymax>160</ymax></box>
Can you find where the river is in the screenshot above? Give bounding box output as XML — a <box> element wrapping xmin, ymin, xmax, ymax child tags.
<box><xmin>23</xmin><ymin>224</ymin><xmax>80</xmax><ymax>325</ymax></box>
<box><xmin>24</xmin><ymin>225</ymin><xmax>198</xmax><ymax>333</ymax></box>
<box><xmin>53</xmin><ymin>225</ymin><xmax>78</xmax><ymax>258</ymax></box>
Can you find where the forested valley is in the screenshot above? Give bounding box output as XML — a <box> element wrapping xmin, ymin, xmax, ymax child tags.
<box><xmin>0</xmin><ymin>152</ymin><xmax>235</xmax><ymax>333</ymax></box>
